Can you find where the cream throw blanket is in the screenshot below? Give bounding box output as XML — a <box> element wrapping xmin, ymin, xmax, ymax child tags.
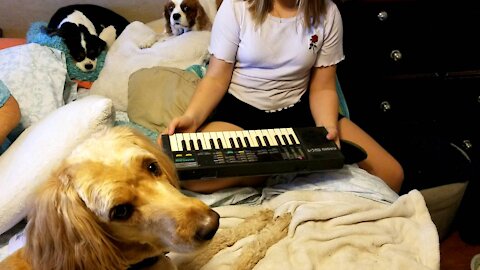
<box><xmin>172</xmin><ymin>189</ymin><xmax>439</xmax><ymax>270</ymax></box>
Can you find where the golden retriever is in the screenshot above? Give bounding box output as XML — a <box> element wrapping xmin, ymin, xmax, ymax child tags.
<box><xmin>0</xmin><ymin>126</ymin><xmax>219</xmax><ymax>270</ymax></box>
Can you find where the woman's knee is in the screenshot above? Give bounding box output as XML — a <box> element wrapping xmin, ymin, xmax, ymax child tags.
<box><xmin>384</xmin><ymin>158</ymin><xmax>404</xmax><ymax>193</ymax></box>
<box><xmin>338</xmin><ymin>118</ymin><xmax>404</xmax><ymax>192</ymax></box>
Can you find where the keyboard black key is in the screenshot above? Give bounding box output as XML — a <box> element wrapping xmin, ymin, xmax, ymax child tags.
<box><xmin>263</xmin><ymin>136</ymin><xmax>270</xmax><ymax>147</ymax></box>
<box><xmin>237</xmin><ymin>137</ymin><xmax>244</xmax><ymax>148</ymax></box>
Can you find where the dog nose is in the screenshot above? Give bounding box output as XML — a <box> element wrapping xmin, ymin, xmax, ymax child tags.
<box><xmin>172</xmin><ymin>13</ymin><xmax>181</xmax><ymax>20</ymax></box>
<box><xmin>84</xmin><ymin>63</ymin><xmax>94</xmax><ymax>70</ymax></box>
<box><xmin>195</xmin><ymin>209</ymin><xmax>220</xmax><ymax>241</ymax></box>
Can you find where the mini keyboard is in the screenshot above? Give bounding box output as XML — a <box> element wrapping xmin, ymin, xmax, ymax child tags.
<box><xmin>161</xmin><ymin>127</ymin><xmax>345</xmax><ymax>180</ymax></box>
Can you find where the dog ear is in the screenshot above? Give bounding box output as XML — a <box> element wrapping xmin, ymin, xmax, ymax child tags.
<box><xmin>126</xmin><ymin>127</ymin><xmax>180</xmax><ymax>188</ymax></box>
<box><xmin>90</xmin><ymin>36</ymin><xmax>107</xmax><ymax>54</ymax></box>
<box><xmin>164</xmin><ymin>4</ymin><xmax>174</xmax><ymax>35</ymax></box>
<box><xmin>196</xmin><ymin>5</ymin><xmax>212</xmax><ymax>31</ymax></box>
<box><xmin>24</xmin><ymin>164</ymin><xmax>128</xmax><ymax>270</ymax></box>
<box><xmin>45</xmin><ymin>26</ymin><xmax>59</xmax><ymax>36</ymax></box>
<box><xmin>54</xmin><ymin>22</ymin><xmax>78</xmax><ymax>38</ymax></box>
<box><xmin>216</xmin><ymin>0</ymin><xmax>223</xmax><ymax>9</ymax></box>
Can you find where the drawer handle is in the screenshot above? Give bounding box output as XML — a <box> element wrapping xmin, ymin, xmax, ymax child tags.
<box><xmin>462</xmin><ymin>140</ymin><xmax>473</xmax><ymax>150</ymax></box>
<box><xmin>380</xmin><ymin>101</ymin><xmax>391</xmax><ymax>112</ymax></box>
<box><xmin>377</xmin><ymin>11</ymin><xmax>388</xmax><ymax>21</ymax></box>
<box><xmin>390</xmin><ymin>50</ymin><xmax>403</xmax><ymax>61</ymax></box>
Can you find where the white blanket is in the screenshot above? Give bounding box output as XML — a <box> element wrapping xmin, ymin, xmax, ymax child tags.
<box><xmin>172</xmin><ymin>190</ymin><xmax>440</xmax><ymax>270</ymax></box>
<box><xmin>90</xmin><ymin>21</ymin><xmax>211</xmax><ymax>111</ymax></box>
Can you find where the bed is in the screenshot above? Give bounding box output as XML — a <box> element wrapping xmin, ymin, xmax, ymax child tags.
<box><xmin>0</xmin><ymin>13</ymin><xmax>441</xmax><ymax>270</ymax></box>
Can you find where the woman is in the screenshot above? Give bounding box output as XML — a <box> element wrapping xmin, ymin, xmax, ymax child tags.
<box><xmin>0</xmin><ymin>81</ymin><xmax>21</xmax><ymax>154</ymax></box>
<box><xmin>161</xmin><ymin>0</ymin><xmax>404</xmax><ymax>193</ymax></box>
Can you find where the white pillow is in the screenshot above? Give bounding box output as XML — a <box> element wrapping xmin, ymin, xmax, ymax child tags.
<box><xmin>0</xmin><ymin>95</ymin><xmax>114</xmax><ymax>234</ymax></box>
<box><xmin>0</xmin><ymin>43</ymin><xmax>75</xmax><ymax>131</ymax></box>
<box><xmin>90</xmin><ymin>21</ymin><xmax>211</xmax><ymax>111</ymax></box>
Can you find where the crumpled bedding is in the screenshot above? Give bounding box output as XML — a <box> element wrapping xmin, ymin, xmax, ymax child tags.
<box><xmin>172</xmin><ymin>189</ymin><xmax>439</xmax><ymax>270</ymax></box>
<box><xmin>183</xmin><ymin>164</ymin><xmax>399</xmax><ymax>207</ymax></box>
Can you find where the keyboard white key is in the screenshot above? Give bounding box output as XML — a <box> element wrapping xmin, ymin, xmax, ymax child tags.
<box><xmin>183</xmin><ymin>133</ymin><xmax>192</xmax><ymax>151</ymax></box>
<box><xmin>190</xmin><ymin>133</ymin><xmax>199</xmax><ymax>150</ymax></box>
<box><xmin>201</xmin><ymin>133</ymin><xmax>211</xmax><ymax>150</ymax></box>
<box><xmin>286</xmin><ymin>128</ymin><xmax>300</xmax><ymax>144</ymax></box>
<box><xmin>280</xmin><ymin>128</ymin><xmax>293</xmax><ymax>145</ymax></box>
<box><xmin>210</xmin><ymin>132</ymin><xmax>219</xmax><ymax>149</ymax></box>
<box><xmin>260</xmin><ymin>129</ymin><xmax>272</xmax><ymax>146</ymax></box>
<box><xmin>170</xmin><ymin>134</ymin><xmax>179</xmax><ymax>152</ymax></box>
<box><xmin>173</xmin><ymin>133</ymin><xmax>184</xmax><ymax>151</ymax></box>
<box><xmin>267</xmin><ymin>129</ymin><xmax>279</xmax><ymax>146</ymax></box>
<box><xmin>274</xmin><ymin>129</ymin><xmax>285</xmax><ymax>145</ymax></box>
<box><xmin>223</xmin><ymin>132</ymin><xmax>232</xmax><ymax>148</ymax></box>
<box><xmin>248</xmin><ymin>130</ymin><xmax>259</xmax><ymax>147</ymax></box>
<box><xmin>235</xmin><ymin>131</ymin><xmax>245</xmax><ymax>148</ymax></box>
<box><xmin>254</xmin><ymin>130</ymin><xmax>265</xmax><ymax>146</ymax></box>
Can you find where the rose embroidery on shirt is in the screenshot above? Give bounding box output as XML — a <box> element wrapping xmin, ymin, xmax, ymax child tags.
<box><xmin>309</xmin><ymin>34</ymin><xmax>318</xmax><ymax>52</ymax></box>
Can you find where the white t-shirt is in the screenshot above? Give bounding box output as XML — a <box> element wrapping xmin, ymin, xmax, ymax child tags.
<box><xmin>209</xmin><ymin>0</ymin><xmax>345</xmax><ymax>111</ymax></box>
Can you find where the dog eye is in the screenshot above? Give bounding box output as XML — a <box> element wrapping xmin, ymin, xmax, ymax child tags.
<box><xmin>74</xmin><ymin>52</ymin><xmax>85</xmax><ymax>61</ymax></box>
<box><xmin>109</xmin><ymin>204</ymin><xmax>134</xmax><ymax>221</ymax></box>
<box><xmin>182</xmin><ymin>6</ymin><xmax>189</xmax><ymax>12</ymax></box>
<box><xmin>146</xmin><ymin>161</ymin><xmax>161</xmax><ymax>176</ymax></box>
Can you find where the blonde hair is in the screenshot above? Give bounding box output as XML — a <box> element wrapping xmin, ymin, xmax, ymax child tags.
<box><xmin>246</xmin><ymin>0</ymin><xmax>327</xmax><ymax>29</ymax></box>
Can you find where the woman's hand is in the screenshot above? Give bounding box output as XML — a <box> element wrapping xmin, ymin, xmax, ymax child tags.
<box><xmin>166</xmin><ymin>114</ymin><xmax>198</xmax><ymax>135</ymax></box>
<box><xmin>325</xmin><ymin>125</ymin><xmax>340</xmax><ymax>148</ymax></box>
<box><xmin>157</xmin><ymin>114</ymin><xmax>198</xmax><ymax>145</ymax></box>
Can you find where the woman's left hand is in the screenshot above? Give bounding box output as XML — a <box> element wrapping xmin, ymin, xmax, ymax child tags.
<box><xmin>325</xmin><ymin>126</ymin><xmax>340</xmax><ymax>148</ymax></box>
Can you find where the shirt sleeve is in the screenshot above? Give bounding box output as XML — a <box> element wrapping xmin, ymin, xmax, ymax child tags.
<box><xmin>208</xmin><ymin>0</ymin><xmax>241</xmax><ymax>63</ymax></box>
<box><xmin>315</xmin><ymin>1</ymin><xmax>345</xmax><ymax>67</ymax></box>
<box><xmin>0</xmin><ymin>80</ymin><xmax>11</xmax><ymax>108</ymax></box>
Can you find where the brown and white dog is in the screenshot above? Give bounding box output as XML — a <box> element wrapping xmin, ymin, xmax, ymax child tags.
<box><xmin>164</xmin><ymin>0</ymin><xmax>222</xmax><ymax>36</ymax></box>
<box><xmin>0</xmin><ymin>126</ymin><xmax>219</xmax><ymax>270</ymax></box>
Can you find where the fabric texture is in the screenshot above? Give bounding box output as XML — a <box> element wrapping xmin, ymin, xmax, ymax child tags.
<box><xmin>128</xmin><ymin>66</ymin><xmax>200</xmax><ymax>133</ymax></box>
<box><xmin>209</xmin><ymin>0</ymin><xmax>344</xmax><ymax>111</ymax></box>
<box><xmin>0</xmin><ymin>80</ymin><xmax>13</xmax><ymax>154</ymax></box>
<box><xmin>0</xmin><ymin>43</ymin><xmax>75</xmax><ymax>132</ymax></box>
<box><xmin>0</xmin><ymin>95</ymin><xmax>114</xmax><ymax>235</ymax></box>
<box><xmin>26</xmin><ymin>22</ymin><xmax>106</xmax><ymax>82</ymax></box>
<box><xmin>0</xmin><ymin>80</ymin><xmax>10</xmax><ymax>108</ymax></box>
<box><xmin>90</xmin><ymin>21</ymin><xmax>211</xmax><ymax>111</ymax></box>
<box><xmin>172</xmin><ymin>189</ymin><xmax>439</xmax><ymax>270</ymax></box>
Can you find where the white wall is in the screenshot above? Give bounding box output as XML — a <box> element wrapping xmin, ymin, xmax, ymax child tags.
<box><xmin>0</xmin><ymin>0</ymin><xmax>168</xmax><ymax>38</ymax></box>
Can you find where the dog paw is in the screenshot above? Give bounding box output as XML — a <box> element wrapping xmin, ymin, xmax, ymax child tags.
<box><xmin>139</xmin><ymin>34</ymin><xmax>159</xmax><ymax>49</ymax></box>
<box><xmin>99</xmin><ymin>25</ymin><xmax>117</xmax><ymax>48</ymax></box>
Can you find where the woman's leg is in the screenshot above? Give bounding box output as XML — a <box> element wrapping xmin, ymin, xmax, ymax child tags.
<box><xmin>179</xmin><ymin>121</ymin><xmax>267</xmax><ymax>193</ymax></box>
<box><xmin>338</xmin><ymin>118</ymin><xmax>404</xmax><ymax>193</ymax></box>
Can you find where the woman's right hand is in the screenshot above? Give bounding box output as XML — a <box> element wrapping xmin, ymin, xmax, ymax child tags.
<box><xmin>157</xmin><ymin>115</ymin><xmax>198</xmax><ymax>146</ymax></box>
<box><xmin>166</xmin><ymin>114</ymin><xmax>198</xmax><ymax>135</ymax></box>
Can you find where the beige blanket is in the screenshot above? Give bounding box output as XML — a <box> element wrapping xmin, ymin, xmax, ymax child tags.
<box><xmin>172</xmin><ymin>189</ymin><xmax>439</xmax><ymax>270</ymax></box>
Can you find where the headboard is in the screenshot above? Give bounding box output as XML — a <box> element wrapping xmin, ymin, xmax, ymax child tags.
<box><xmin>0</xmin><ymin>0</ymin><xmax>168</xmax><ymax>38</ymax></box>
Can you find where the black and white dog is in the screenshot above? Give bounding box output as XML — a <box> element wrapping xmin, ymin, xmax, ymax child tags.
<box><xmin>46</xmin><ymin>4</ymin><xmax>130</xmax><ymax>72</ymax></box>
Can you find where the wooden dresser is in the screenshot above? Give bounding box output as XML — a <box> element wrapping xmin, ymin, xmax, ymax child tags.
<box><xmin>335</xmin><ymin>0</ymin><xmax>479</xmax><ymax>191</ymax></box>
<box><xmin>335</xmin><ymin>0</ymin><xmax>480</xmax><ymax>240</ymax></box>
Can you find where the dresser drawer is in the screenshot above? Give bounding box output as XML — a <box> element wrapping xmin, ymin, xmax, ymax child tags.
<box><xmin>339</xmin><ymin>0</ymin><xmax>480</xmax><ymax>75</ymax></box>
<box><xmin>339</xmin><ymin>72</ymin><xmax>479</xmax><ymax>139</ymax></box>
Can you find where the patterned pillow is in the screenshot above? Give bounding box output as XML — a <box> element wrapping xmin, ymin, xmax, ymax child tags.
<box><xmin>0</xmin><ymin>43</ymin><xmax>76</xmax><ymax>132</ymax></box>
